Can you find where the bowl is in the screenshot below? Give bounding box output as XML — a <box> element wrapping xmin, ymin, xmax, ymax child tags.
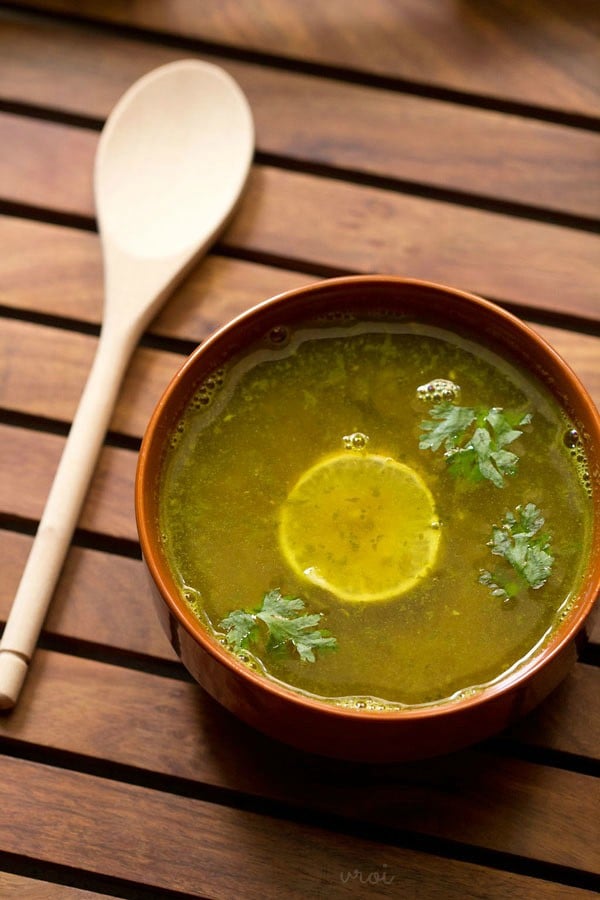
<box><xmin>135</xmin><ymin>276</ymin><xmax>599</xmax><ymax>762</ymax></box>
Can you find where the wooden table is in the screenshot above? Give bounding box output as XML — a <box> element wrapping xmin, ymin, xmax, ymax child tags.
<box><xmin>1</xmin><ymin>3</ymin><xmax>599</xmax><ymax>897</ymax></box>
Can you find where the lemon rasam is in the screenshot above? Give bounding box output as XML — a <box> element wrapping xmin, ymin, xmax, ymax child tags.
<box><xmin>159</xmin><ymin>318</ymin><xmax>592</xmax><ymax>708</ymax></box>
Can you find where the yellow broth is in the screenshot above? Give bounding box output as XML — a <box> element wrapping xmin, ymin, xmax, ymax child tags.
<box><xmin>159</xmin><ymin>319</ymin><xmax>592</xmax><ymax>708</ymax></box>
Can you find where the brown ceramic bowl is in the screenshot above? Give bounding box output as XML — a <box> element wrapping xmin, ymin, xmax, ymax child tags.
<box><xmin>135</xmin><ymin>276</ymin><xmax>599</xmax><ymax>762</ymax></box>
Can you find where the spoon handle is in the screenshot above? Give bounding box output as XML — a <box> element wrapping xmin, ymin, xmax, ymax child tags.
<box><xmin>0</xmin><ymin>325</ymin><xmax>138</xmax><ymax>708</ymax></box>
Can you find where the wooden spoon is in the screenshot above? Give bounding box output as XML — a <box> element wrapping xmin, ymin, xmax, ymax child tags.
<box><xmin>0</xmin><ymin>60</ymin><xmax>254</xmax><ymax>708</ymax></box>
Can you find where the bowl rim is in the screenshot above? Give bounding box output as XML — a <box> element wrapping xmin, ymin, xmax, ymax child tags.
<box><xmin>136</xmin><ymin>274</ymin><xmax>600</xmax><ymax>723</ymax></box>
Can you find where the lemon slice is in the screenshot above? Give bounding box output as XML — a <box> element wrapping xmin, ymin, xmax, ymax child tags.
<box><xmin>278</xmin><ymin>452</ymin><xmax>440</xmax><ymax>602</ymax></box>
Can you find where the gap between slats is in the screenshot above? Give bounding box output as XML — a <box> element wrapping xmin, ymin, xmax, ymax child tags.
<box><xmin>0</xmin><ymin>715</ymin><xmax>599</xmax><ymax>893</ymax></box>
<box><xmin>0</xmin><ymin>102</ymin><xmax>598</xmax><ymax>235</ymax></box>
<box><xmin>1</xmin><ymin>115</ymin><xmax>599</xmax><ymax>324</ymax></box>
<box><xmin>1</xmin><ymin>211</ymin><xmax>599</xmax><ymax>337</ymax></box>
<box><xmin>0</xmin><ymin>8</ymin><xmax>598</xmax><ymax>898</ymax></box>
<box><xmin>0</xmin><ymin>864</ymin><xmax>192</xmax><ymax>900</ymax></box>
<box><xmin>2</xmin><ymin>316</ymin><xmax>599</xmax><ymax>442</ymax></box>
<box><xmin>1</xmin><ymin>519</ymin><xmax>600</xmax><ymax>769</ymax></box>
<box><xmin>1</xmin><ymin>1</ymin><xmax>599</xmax><ymax>130</ymax></box>
<box><xmin>0</xmin><ymin>12</ymin><xmax>599</xmax><ymax>227</ymax></box>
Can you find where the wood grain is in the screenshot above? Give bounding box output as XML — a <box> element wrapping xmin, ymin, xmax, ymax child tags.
<box><xmin>0</xmin><ymin>318</ymin><xmax>184</xmax><ymax>436</ymax></box>
<box><xmin>0</xmin><ymin>652</ymin><xmax>598</xmax><ymax>875</ymax></box>
<box><xmin>0</xmin><ymin>424</ymin><xmax>136</xmax><ymax>540</ymax></box>
<box><xmin>4</xmin><ymin>217</ymin><xmax>600</xmax><ymax>365</ymax></box>
<box><xmin>1</xmin><ymin>15</ymin><xmax>599</xmax><ymax>218</ymax></box>
<box><xmin>228</xmin><ymin>167</ymin><xmax>600</xmax><ymax>322</ymax></box>
<box><xmin>5</xmin><ymin>755</ymin><xmax>594</xmax><ymax>899</ymax></box>
<box><xmin>5</xmin><ymin>0</ymin><xmax>600</xmax><ymax>117</ymax></box>
<box><xmin>2</xmin><ymin>318</ymin><xmax>599</xmax><ymax>440</ymax></box>
<box><xmin>0</xmin><ymin>3</ymin><xmax>598</xmax><ymax>895</ymax></box>
<box><xmin>0</xmin><ymin>115</ymin><xmax>94</xmax><ymax>218</ymax></box>
<box><xmin>0</xmin><ymin>520</ymin><xmax>596</xmax><ymax>753</ymax></box>
<box><xmin>0</xmin><ymin>530</ymin><xmax>176</xmax><ymax>661</ymax></box>
<box><xmin>1</xmin><ymin>116</ymin><xmax>599</xmax><ymax>321</ymax></box>
<box><xmin>1</xmin><ymin>525</ymin><xmax>598</xmax><ymax>752</ymax></box>
<box><xmin>0</xmin><ymin>215</ymin><xmax>312</xmax><ymax>331</ymax></box>
<box><xmin>0</xmin><ymin>873</ymin><xmax>109</xmax><ymax>899</ymax></box>
<box><xmin>505</xmin><ymin>663</ymin><xmax>600</xmax><ymax>756</ymax></box>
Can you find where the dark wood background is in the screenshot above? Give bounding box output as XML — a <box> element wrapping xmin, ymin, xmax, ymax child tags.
<box><xmin>0</xmin><ymin>2</ymin><xmax>599</xmax><ymax>897</ymax></box>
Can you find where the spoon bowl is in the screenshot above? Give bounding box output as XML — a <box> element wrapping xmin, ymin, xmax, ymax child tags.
<box><xmin>0</xmin><ymin>60</ymin><xmax>254</xmax><ymax>708</ymax></box>
<box><xmin>96</xmin><ymin>60</ymin><xmax>254</xmax><ymax>329</ymax></box>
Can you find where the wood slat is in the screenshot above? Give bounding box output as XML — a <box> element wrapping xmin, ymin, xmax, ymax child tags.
<box><xmin>531</xmin><ymin>323</ymin><xmax>600</xmax><ymax>410</ymax></box>
<box><xmin>228</xmin><ymin>168</ymin><xmax>600</xmax><ymax>322</ymax></box>
<box><xmin>0</xmin><ymin>530</ymin><xmax>176</xmax><ymax>661</ymax></box>
<box><xmin>0</xmin><ymin>318</ymin><xmax>184</xmax><ymax>437</ymax></box>
<box><xmin>0</xmin><ymin>651</ymin><xmax>599</xmax><ymax>876</ymax></box>
<box><xmin>3</xmin><ymin>217</ymin><xmax>600</xmax><ymax>418</ymax></box>
<box><xmin>5</xmin><ymin>0</ymin><xmax>600</xmax><ymax>118</ymax></box>
<box><xmin>0</xmin><ymin>115</ymin><xmax>93</xmax><ymax>218</ymax></box>
<box><xmin>2</xmin><ymin>318</ymin><xmax>599</xmax><ymax>441</ymax></box>
<box><xmin>1</xmin><ymin>117</ymin><xmax>599</xmax><ymax>322</ymax></box>
<box><xmin>1</xmin><ymin>529</ymin><xmax>598</xmax><ymax>757</ymax></box>
<box><xmin>0</xmin><ymin>423</ymin><xmax>136</xmax><ymax>540</ymax></box>
<box><xmin>2</xmin><ymin>14</ymin><xmax>599</xmax><ymax>218</ymax></box>
<box><xmin>505</xmin><ymin>663</ymin><xmax>600</xmax><ymax>756</ymax></box>
<box><xmin>0</xmin><ymin>873</ymin><xmax>109</xmax><ymax>899</ymax></box>
<box><xmin>0</xmin><ymin>215</ymin><xmax>312</xmax><ymax>331</ymax></box>
<box><xmin>2</xmin><ymin>217</ymin><xmax>600</xmax><ymax>418</ymax></box>
<box><xmin>1</xmin><ymin>5</ymin><xmax>598</xmax><ymax>895</ymax></box>
<box><xmin>5</xmin><ymin>217</ymin><xmax>600</xmax><ymax>373</ymax></box>
<box><xmin>5</xmin><ymin>755</ymin><xmax>592</xmax><ymax>900</ymax></box>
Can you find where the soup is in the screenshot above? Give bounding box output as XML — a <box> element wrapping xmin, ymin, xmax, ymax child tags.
<box><xmin>158</xmin><ymin>314</ymin><xmax>592</xmax><ymax>709</ymax></box>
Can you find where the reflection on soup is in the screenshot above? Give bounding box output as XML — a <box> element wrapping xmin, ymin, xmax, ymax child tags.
<box><xmin>159</xmin><ymin>317</ymin><xmax>592</xmax><ymax>709</ymax></box>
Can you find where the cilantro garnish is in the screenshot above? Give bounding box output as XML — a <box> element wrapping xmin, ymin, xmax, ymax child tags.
<box><xmin>479</xmin><ymin>503</ymin><xmax>554</xmax><ymax>600</ymax></box>
<box><xmin>220</xmin><ymin>589</ymin><xmax>337</xmax><ymax>662</ymax></box>
<box><xmin>419</xmin><ymin>401</ymin><xmax>531</xmax><ymax>488</ymax></box>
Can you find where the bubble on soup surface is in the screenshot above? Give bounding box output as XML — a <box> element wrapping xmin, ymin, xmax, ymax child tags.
<box><xmin>342</xmin><ymin>431</ymin><xmax>369</xmax><ymax>451</ymax></box>
<box><xmin>416</xmin><ymin>378</ymin><xmax>461</xmax><ymax>403</ymax></box>
<box><xmin>563</xmin><ymin>428</ymin><xmax>579</xmax><ymax>449</ymax></box>
<box><xmin>267</xmin><ymin>325</ymin><xmax>290</xmax><ymax>346</ymax></box>
<box><xmin>562</xmin><ymin>428</ymin><xmax>593</xmax><ymax>498</ymax></box>
<box><xmin>322</xmin><ymin>310</ymin><xmax>354</xmax><ymax>322</ymax></box>
<box><xmin>189</xmin><ymin>371</ymin><xmax>226</xmax><ymax>410</ymax></box>
<box><xmin>456</xmin><ymin>688</ymin><xmax>478</xmax><ymax>700</ymax></box>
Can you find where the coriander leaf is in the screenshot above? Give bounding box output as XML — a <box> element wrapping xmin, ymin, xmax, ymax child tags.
<box><xmin>515</xmin><ymin>502</ymin><xmax>544</xmax><ymax>535</ymax></box>
<box><xmin>480</xmin><ymin>503</ymin><xmax>554</xmax><ymax>600</ymax></box>
<box><xmin>220</xmin><ymin>588</ymin><xmax>337</xmax><ymax>662</ymax></box>
<box><xmin>490</xmin><ymin>448</ymin><xmax>519</xmax><ymax>477</ymax></box>
<box><xmin>470</xmin><ymin>427</ymin><xmax>506</xmax><ymax>488</ymax></box>
<box><xmin>486</xmin><ymin>408</ymin><xmax>529</xmax><ymax>448</ymax></box>
<box><xmin>418</xmin><ymin>402</ymin><xmax>476</xmax><ymax>452</ymax></box>
<box><xmin>447</xmin><ymin>447</ymin><xmax>482</xmax><ymax>483</ymax></box>
<box><xmin>263</xmin><ymin>612</ymin><xmax>337</xmax><ymax>663</ymax></box>
<box><xmin>219</xmin><ymin>609</ymin><xmax>258</xmax><ymax>650</ymax></box>
<box><xmin>522</xmin><ymin>544</ymin><xmax>554</xmax><ymax>590</ymax></box>
<box><xmin>418</xmin><ymin>395</ymin><xmax>531</xmax><ymax>488</ymax></box>
<box><xmin>259</xmin><ymin>588</ymin><xmax>305</xmax><ymax>618</ymax></box>
<box><xmin>478</xmin><ymin>569</ymin><xmax>523</xmax><ymax>600</ymax></box>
